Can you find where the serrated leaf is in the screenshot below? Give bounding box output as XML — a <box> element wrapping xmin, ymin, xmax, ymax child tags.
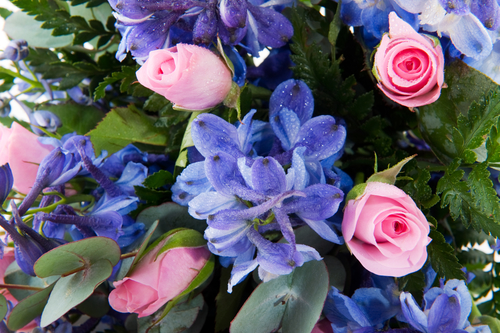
<box><xmin>143</xmin><ymin>170</ymin><xmax>174</xmax><ymax>189</ymax></box>
<box><xmin>487</xmin><ymin>117</ymin><xmax>500</xmax><ymax>163</ymax></box>
<box><xmin>398</xmin><ymin>270</ymin><xmax>426</xmax><ymax>305</ymax></box>
<box><xmin>7</xmin><ymin>283</ymin><xmax>55</xmax><ymax>331</ymax></box>
<box><xmin>134</xmin><ymin>186</ymin><xmax>171</xmax><ymax>206</ymax></box>
<box><xmin>144</xmin><ymin>93</ymin><xmax>171</xmax><ymax>112</ymax></box>
<box><xmin>42</xmin><ymin>103</ymin><xmax>104</xmax><ymax>135</ymax></box>
<box><xmin>418</xmin><ymin>61</ymin><xmax>499</xmax><ymax>164</ymax></box>
<box><xmin>41</xmin><ymin>259</ymin><xmax>113</xmax><ymax>327</ymax></box>
<box><xmin>88</xmin><ymin>105</ymin><xmax>168</xmax><ymax>156</ymax></box>
<box><xmin>93</xmin><ymin>66</ymin><xmax>137</xmax><ymax>100</ymax></box>
<box><xmin>428</xmin><ymin>229</ymin><xmax>465</xmax><ymax>280</ymax></box>
<box><xmin>230</xmin><ymin>260</ymin><xmax>329</xmax><ymax>333</ymax></box>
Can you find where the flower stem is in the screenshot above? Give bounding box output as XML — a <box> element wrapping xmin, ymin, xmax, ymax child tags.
<box><xmin>120</xmin><ymin>250</ymin><xmax>139</xmax><ymax>260</ymax></box>
<box><xmin>0</xmin><ymin>283</ymin><xmax>44</xmax><ymax>291</ymax></box>
<box><xmin>0</xmin><ymin>66</ymin><xmax>42</xmax><ymax>89</ymax></box>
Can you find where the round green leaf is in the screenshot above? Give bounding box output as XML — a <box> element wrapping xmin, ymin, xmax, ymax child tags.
<box><xmin>136</xmin><ymin>202</ymin><xmax>207</xmax><ymax>240</ymax></box>
<box><xmin>0</xmin><ymin>294</ymin><xmax>7</xmax><ymax>321</ymax></box>
<box><xmin>76</xmin><ymin>283</ymin><xmax>110</xmax><ymax>318</ymax></box>
<box><xmin>4</xmin><ymin>11</ymin><xmax>73</xmax><ymax>48</ymax></box>
<box><xmin>7</xmin><ymin>283</ymin><xmax>55</xmax><ymax>331</ymax></box>
<box><xmin>137</xmin><ymin>294</ymin><xmax>205</xmax><ymax>333</ymax></box>
<box><xmin>4</xmin><ymin>261</ymin><xmax>58</xmax><ymax>301</ymax></box>
<box><xmin>34</xmin><ymin>237</ymin><xmax>120</xmax><ymax>278</ymax></box>
<box><xmin>230</xmin><ymin>260</ymin><xmax>329</xmax><ymax>333</ymax></box>
<box><xmin>41</xmin><ymin>259</ymin><xmax>113</xmax><ymax>327</ymax></box>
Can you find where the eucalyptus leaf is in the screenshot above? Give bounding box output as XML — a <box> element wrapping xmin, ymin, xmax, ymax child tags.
<box><xmin>0</xmin><ymin>294</ymin><xmax>7</xmax><ymax>321</ymax></box>
<box><xmin>230</xmin><ymin>260</ymin><xmax>329</xmax><ymax>333</ymax></box>
<box><xmin>4</xmin><ymin>261</ymin><xmax>58</xmax><ymax>301</ymax></box>
<box><xmin>136</xmin><ymin>202</ymin><xmax>207</xmax><ymax>240</ymax></box>
<box><xmin>41</xmin><ymin>259</ymin><xmax>113</xmax><ymax>327</ymax></box>
<box><xmin>34</xmin><ymin>237</ymin><xmax>120</xmax><ymax>278</ymax></box>
<box><xmin>7</xmin><ymin>283</ymin><xmax>55</xmax><ymax>331</ymax></box>
<box><xmin>137</xmin><ymin>294</ymin><xmax>204</xmax><ymax>333</ymax></box>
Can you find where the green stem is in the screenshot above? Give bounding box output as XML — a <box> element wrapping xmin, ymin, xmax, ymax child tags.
<box><xmin>120</xmin><ymin>250</ymin><xmax>139</xmax><ymax>260</ymax></box>
<box><xmin>26</xmin><ymin>194</ymin><xmax>96</xmax><ymax>215</ymax></box>
<box><xmin>0</xmin><ymin>67</ymin><xmax>42</xmax><ymax>89</ymax></box>
<box><xmin>0</xmin><ymin>283</ymin><xmax>43</xmax><ymax>291</ymax></box>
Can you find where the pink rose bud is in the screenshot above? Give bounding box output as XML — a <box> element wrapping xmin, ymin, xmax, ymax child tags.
<box><xmin>108</xmin><ymin>231</ymin><xmax>211</xmax><ymax>317</ymax></box>
<box><xmin>373</xmin><ymin>12</ymin><xmax>445</xmax><ymax>108</ymax></box>
<box><xmin>136</xmin><ymin>44</ymin><xmax>233</xmax><ymax>111</ymax></box>
<box><xmin>0</xmin><ymin>122</ymin><xmax>54</xmax><ymax>194</ymax></box>
<box><xmin>342</xmin><ymin>182</ymin><xmax>431</xmax><ymax>277</ymax></box>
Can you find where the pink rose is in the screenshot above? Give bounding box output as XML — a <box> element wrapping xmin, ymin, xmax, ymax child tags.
<box><xmin>109</xmin><ymin>237</ymin><xmax>211</xmax><ymax>317</ymax></box>
<box><xmin>0</xmin><ymin>122</ymin><xmax>54</xmax><ymax>194</ymax></box>
<box><xmin>342</xmin><ymin>182</ymin><xmax>431</xmax><ymax>277</ymax></box>
<box><xmin>373</xmin><ymin>12</ymin><xmax>445</xmax><ymax>108</ymax></box>
<box><xmin>136</xmin><ymin>44</ymin><xmax>233</xmax><ymax>111</ymax></box>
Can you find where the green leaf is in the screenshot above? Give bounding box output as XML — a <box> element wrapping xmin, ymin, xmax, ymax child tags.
<box><xmin>7</xmin><ymin>283</ymin><xmax>55</xmax><ymax>331</ymax></box>
<box><xmin>143</xmin><ymin>170</ymin><xmax>174</xmax><ymax>189</ymax></box>
<box><xmin>93</xmin><ymin>66</ymin><xmax>138</xmax><ymax>101</ymax></box>
<box><xmin>76</xmin><ymin>283</ymin><xmax>110</xmax><ymax>318</ymax></box>
<box><xmin>418</xmin><ymin>60</ymin><xmax>499</xmax><ymax>164</ymax></box>
<box><xmin>34</xmin><ymin>236</ymin><xmax>120</xmax><ymax>278</ymax></box>
<box><xmin>0</xmin><ymin>8</ymin><xmax>12</xmax><ymax>19</ymax></box>
<box><xmin>428</xmin><ymin>229</ymin><xmax>465</xmax><ymax>280</ymax></box>
<box><xmin>136</xmin><ymin>202</ymin><xmax>208</xmax><ymax>240</ymax></box>
<box><xmin>215</xmin><ymin>267</ymin><xmax>249</xmax><ymax>333</ymax></box>
<box><xmin>144</xmin><ymin>93</ymin><xmax>171</xmax><ymax>112</ymax></box>
<box><xmin>230</xmin><ymin>260</ymin><xmax>329</xmax><ymax>333</ymax></box>
<box><xmin>328</xmin><ymin>0</ymin><xmax>341</xmax><ymax>47</ymax></box>
<box><xmin>41</xmin><ymin>259</ymin><xmax>114</xmax><ymax>327</ymax></box>
<box><xmin>4</xmin><ymin>11</ymin><xmax>73</xmax><ymax>48</ymax></box>
<box><xmin>486</xmin><ymin>117</ymin><xmax>500</xmax><ymax>163</ymax></box>
<box><xmin>88</xmin><ymin>105</ymin><xmax>169</xmax><ymax>156</ymax></box>
<box><xmin>41</xmin><ymin>103</ymin><xmax>104</xmax><ymax>135</ymax></box>
<box><xmin>122</xmin><ymin>220</ymin><xmax>158</xmax><ymax>278</ymax></box>
<box><xmin>4</xmin><ymin>261</ymin><xmax>58</xmax><ymax>301</ymax></box>
<box><xmin>398</xmin><ymin>270</ymin><xmax>426</xmax><ymax>305</ymax></box>
<box><xmin>137</xmin><ymin>294</ymin><xmax>205</xmax><ymax>333</ymax></box>
<box><xmin>0</xmin><ymin>294</ymin><xmax>7</xmax><ymax>321</ymax></box>
<box><xmin>135</xmin><ymin>186</ymin><xmax>171</xmax><ymax>206</ymax></box>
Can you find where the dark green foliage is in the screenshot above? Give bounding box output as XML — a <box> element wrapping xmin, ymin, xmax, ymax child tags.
<box><xmin>427</xmin><ymin>229</ymin><xmax>465</xmax><ymax>280</ymax></box>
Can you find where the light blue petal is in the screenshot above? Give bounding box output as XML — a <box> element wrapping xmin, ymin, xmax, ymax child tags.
<box><xmin>400</xmin><ymin>292</ymin><xmax>429</xmax><ymax>333</ymax></box>
<box><xmin>251</xmin><ymin>156</ymin><xmax>287</xmax><ymax>195</ymax></box>
<box><xmin>427</xmin><ymin>294</ymin><xmax>461</xmax><ymax>333</ymax></box>
<box><xmin>237</xmin><ymin>109</ymin><xmax>258</xmax><ymax>155</ymax></box>
<box><xmin>188</xmin><ymin>191</ymin><xmax>246</xmax><ymax>219</ymax></box>
<box><xmin>447</xmin><ymin>13</ymin><xmax>493</xmax><ymax>60</ymax></box>
<box><xmin>291</xmin><ymin>147</ymin><xmax>309</xmax><ymax>190</ymax></box>
<box><xmin>352</xmin><ymin>288</ymin><xmax>400</xmax><ymax>326</ymax></box>
<box><xmin>271</xmin><ymin>108</ymin><xmax>301</xmax><ymax>151</ymax></box>
<box><xmin>300</xmin><ymin>217</ymin><xmax>344</xmax><ymax>244</ymax></box>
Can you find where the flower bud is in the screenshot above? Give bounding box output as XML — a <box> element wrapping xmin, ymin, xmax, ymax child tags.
<box><xmin>109</xmin><ymin>228</ymin><xmax>212</xmax><ymax>317</ymax></box>
<box><xmin>29</xmin><ymin>110</ymin><xmax>62</xmax><ymax>135</ymax></box>
<box><xmin>1</xmin><ymin>40</ymin><xmax>29</xmax><ymax>62</ymax></box>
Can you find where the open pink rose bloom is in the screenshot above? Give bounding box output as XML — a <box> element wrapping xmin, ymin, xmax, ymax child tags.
<box><xmin>0</xmin><ymin>122</ymin><xmax>53</xmax><ymax>194</ymax></box>
<box><xmin>136</xmin><ymin>44</ymin><xmax>233</xmax><ymax>111</ymax></box>
<box><xmin>109</xmin><ymin>241</ymin><xmax>211</xmax><ymax>317</ymax></box>
<box><xmin>342</xmin><ymin>182</ymin><xmax>431</xmax><ymax>277</ymax></box>
<box><xmin>373</xmin><ymin>12</ymin><xmax>445</xmax><ymax>108</ymax></box>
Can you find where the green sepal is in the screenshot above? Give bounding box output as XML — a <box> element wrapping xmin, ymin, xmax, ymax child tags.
<box><xmin>216</xmin><ymin>35</ymin><xmax>235</xmax><ymax>76</ymax></box>
<box><xmin>175</xmin><ymin>111</ymin><xmax>206</xmax><ymax>168</ymax></box>
<box><xmin>344</xmin><ymin>183</ymin><xmax>368</xmax><ymax>202</ymax></box>
<box><xmin>366</xmin><ymin>155</ymin><xmax>416</xmax><ymax>185</ymax></box>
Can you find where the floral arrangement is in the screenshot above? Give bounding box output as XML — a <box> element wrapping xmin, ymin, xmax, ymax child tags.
<box><xmin>0</xmin><ymin>0</ymin><xmax>499</xmax><ymax>332</ymax></box>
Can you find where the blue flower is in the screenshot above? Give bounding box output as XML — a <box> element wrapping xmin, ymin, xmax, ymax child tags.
<box><xmin>0</xmin><ymin>39</ymin><xmax>29</xmax><ymax>62</ymax></box>
<box><xmin>0</xmin><ymin>164</ymin><xmax>13</xmax><ymax>207</ymax></box>
<box><xmin>400</xmin><ymin>279</ymin><xmax>491</xmax><ymax>333</ymax></box>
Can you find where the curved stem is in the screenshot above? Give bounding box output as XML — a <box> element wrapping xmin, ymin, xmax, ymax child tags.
<box><xmin>0</xmin><ymin>283</ymin><xmax>44</xmax><ymax>291</ymax></box>
<box><xmin>120</xmin><ymin>250</ymin><xmax>139</xmax><ymax>260</ymax></box>
<box><xmin>0</xmin><ymin>67</ymin><xmax>42</xmax><ymax>89</ymax></box>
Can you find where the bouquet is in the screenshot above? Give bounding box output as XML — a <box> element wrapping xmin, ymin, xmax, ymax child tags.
<box><xmin>0</xmin><ymin>0</ymin><xmax>499</xmax><ymax>332</ymax></box>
